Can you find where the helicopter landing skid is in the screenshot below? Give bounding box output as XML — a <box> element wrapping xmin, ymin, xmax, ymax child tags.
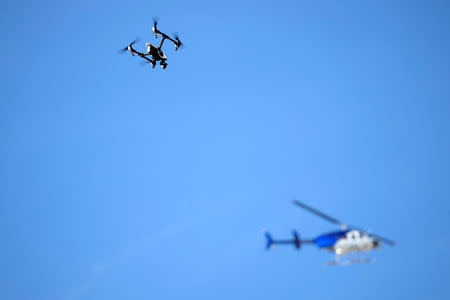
<box><xmin>326</xmin><ymin>253</ymin><xmax>374</xmax><ymax>266</ymax></box>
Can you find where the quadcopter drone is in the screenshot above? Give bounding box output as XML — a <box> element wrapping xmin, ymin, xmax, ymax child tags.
<box><xmin>120</xmin><ymin>19</ymin><xmax>182</xmax><ymax>69</ymax></box>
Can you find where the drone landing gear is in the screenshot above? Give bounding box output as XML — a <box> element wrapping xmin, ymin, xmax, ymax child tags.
<box><xmin>160</xmin><ymin>61</ymin><xmax>167</xmax><ymax>69</ymax></box>
<box><xmin>145</xmin><ymin>60</ymin><xmax>156</xmax><ymax>68</ymax></box>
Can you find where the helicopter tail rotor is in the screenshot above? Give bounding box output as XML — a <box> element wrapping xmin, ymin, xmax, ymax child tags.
<box><xmin>292</xmin><ymin>230</ymin><xmax>301</xmax><ymax>249</ymax></box>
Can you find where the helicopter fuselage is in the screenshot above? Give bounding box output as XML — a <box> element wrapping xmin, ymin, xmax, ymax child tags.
<box><xmin>264</xmin><ymin>200</ymin><xmax>393</xmax><ymax>264</ymax></box>
<box><xmin>315</xmin><ymin>230</ymin><xmax>380</xmax><ymax>255</ymax></box>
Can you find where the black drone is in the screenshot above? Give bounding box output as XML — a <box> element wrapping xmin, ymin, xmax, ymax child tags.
<box><xmin>120</xmin><ymin>19</ymin><xmax>182</xmax><ymax>69</ymax></box>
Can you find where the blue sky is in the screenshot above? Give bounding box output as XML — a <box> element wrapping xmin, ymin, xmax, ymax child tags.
<box><xmin>1</xmin><ymin>0</ymin><xmax>450</xmax><ymax>299</ymax></box>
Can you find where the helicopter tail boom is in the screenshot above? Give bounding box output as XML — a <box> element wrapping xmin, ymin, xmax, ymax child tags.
<box><xmin>264</xmin><ymin>230</ymin><xmax>308</xmax><ymax>250</ymax></box>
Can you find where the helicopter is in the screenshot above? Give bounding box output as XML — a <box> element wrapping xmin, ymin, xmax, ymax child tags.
<box><xmin>264</xmin><ymin>200</ymin><xmax>395</xmax><ymax>265</ymax></box>
<box><xmin>120</xmin><ymin>19</ymin><xmax>182</xmax><ymax>69</ymax></box>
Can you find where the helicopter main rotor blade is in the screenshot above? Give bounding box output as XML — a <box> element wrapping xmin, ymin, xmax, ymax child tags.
<box><xmin>292</xmin><ymin>200</ymin><xmax>344</xmax><ymax>226</ymax></box>
<box><xmin>366</xmin><ymin>232</ymin><xmax>396</xmax><ymax>246</ymax></box>
<box><xmin>293</xmin><ymin>200</ymin><xmax>395</xmax><ymax>246</ymax></box>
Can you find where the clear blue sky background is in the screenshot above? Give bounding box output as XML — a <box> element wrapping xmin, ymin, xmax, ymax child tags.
<box><xmin>2</xmin><ymin>1</ymin><xmax>450</xmax><ymax>299</ymax></box>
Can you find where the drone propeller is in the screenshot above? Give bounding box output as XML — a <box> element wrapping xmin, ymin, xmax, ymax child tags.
<box><xmin>152</xmin><ymin>17</ymin><xmax>159</xmax><ymax>38</ymax></box>
<box><xmin>172</xmin><ymin>33</ymin><xmax>183</xmax><ymax>50</ymax></box>
<box><xmin>292</xmin><ymin>200</ymin><xmax>395</xmax><ymax>246</ymax></box>
<box><xmin>119</xmin><ymin>38</ymin><xmax>140</xmax><ymax>53</ymax></box>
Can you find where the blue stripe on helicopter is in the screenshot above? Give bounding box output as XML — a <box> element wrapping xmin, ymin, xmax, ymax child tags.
<box><xmin>314</xmin><ymin>230</ymin><xmax>350</xmax><ymax>248</ymax></box>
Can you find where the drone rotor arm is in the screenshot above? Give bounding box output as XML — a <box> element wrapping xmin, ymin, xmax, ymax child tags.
<box><xmin>154</xmin><ymin>30</ymin><xmax>182</xmax><ymax>50</ymax></box>
<box><xmin>158</xmin><ymin>32</ymin><xmax>176</xmax><ymax>43</ymax></box>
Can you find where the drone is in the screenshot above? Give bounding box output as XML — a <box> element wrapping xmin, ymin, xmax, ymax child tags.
<box><xmin>120</xmin><ymin>19</ymin><xmax>182</xmax><ymax>69</ymax></box>
<box><xmin>265</xmin><ymin>200</ymin><xmax>395</xmax><ymax>265</ymax></box>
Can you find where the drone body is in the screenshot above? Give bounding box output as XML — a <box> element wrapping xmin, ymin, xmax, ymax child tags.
<box><xmin>265</xmin><ymin>200</ymin><xmax>395</xmax><ymax>265</ymax></box>
<box><xmin>121</xmin><ymin>19</ymin><xmax>182</xmax><ymax>69</ymax></box>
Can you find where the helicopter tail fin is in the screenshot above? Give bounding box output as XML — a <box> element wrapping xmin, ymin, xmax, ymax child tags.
<box><xmin>264</xmin><ymin>231</ymin><xmax>274</xmax><ymax>249</ymax></box>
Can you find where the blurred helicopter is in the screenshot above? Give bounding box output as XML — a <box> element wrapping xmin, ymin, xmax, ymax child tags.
<box><xmin>120</xmin><ymin>19</ymin><xmax>182</xmax><ymax>69</ymax></box>
<box><xmin>264</xmin><ymin>200</ymin><xmax>395</xmax><ymax>265</ymax></box>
